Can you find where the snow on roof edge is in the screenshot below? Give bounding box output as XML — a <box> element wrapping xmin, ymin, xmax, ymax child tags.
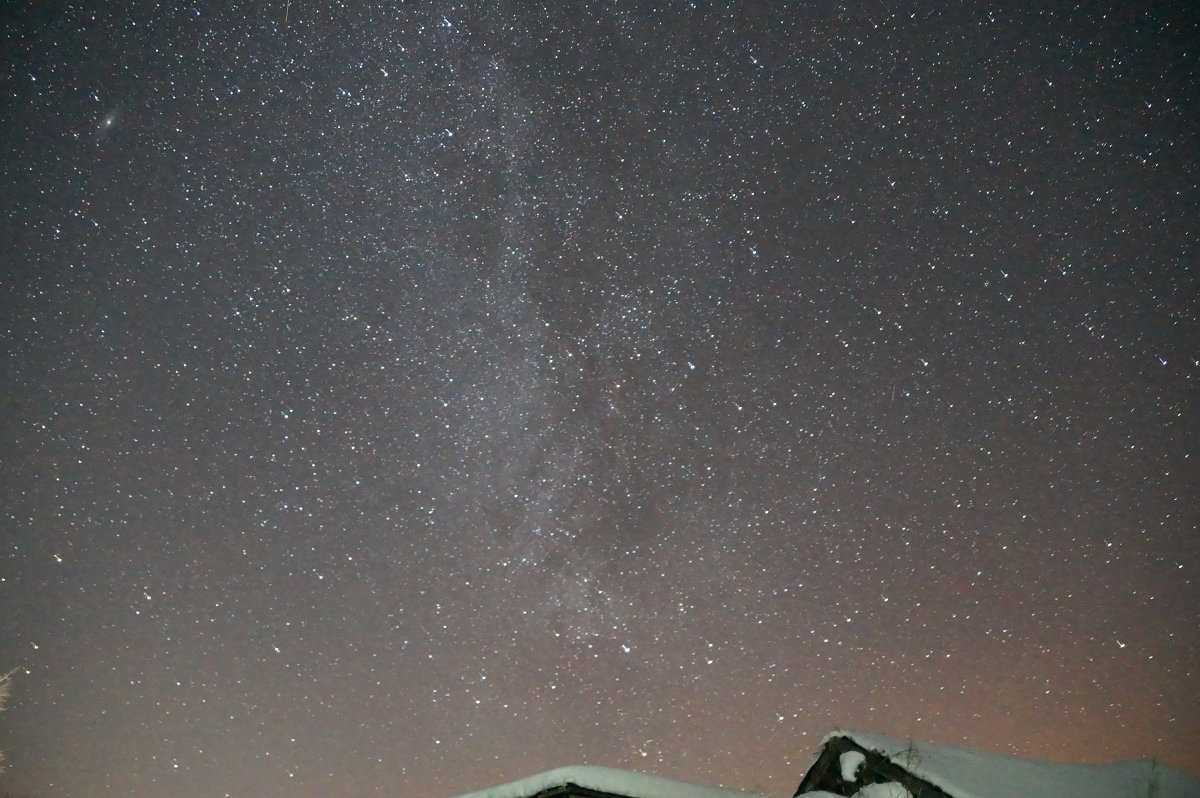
<box><xmin>449</xmin><ymin>764</ymin><xmax>775</xmax><ymax>798</ymax></box>
<box><xmin>818</xmin><ymin>730</ymin><xmax>1200</xmax><ymax>798</ymax></box>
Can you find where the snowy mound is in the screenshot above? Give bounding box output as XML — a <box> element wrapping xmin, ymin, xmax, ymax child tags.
<box><xmin>450</xmin><ymin>764</ymin><xmax>774</xmax><ymax>798</ymax></box>
<box><xmin>825</xmin><ymin>730</ymin><xmax>1200</xmax><ymax>798</ymax></box>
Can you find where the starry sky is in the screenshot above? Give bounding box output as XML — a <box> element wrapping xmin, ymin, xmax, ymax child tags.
<box><xmin>1</xmin><ymin>3</ymin><xmax>1198</xmax><ymax>798</ymax></box>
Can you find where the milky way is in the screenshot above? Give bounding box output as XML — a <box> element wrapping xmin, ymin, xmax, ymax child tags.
<box><xmin>1</xmin><ymin>4</ymin><xmax>1197</xmax><ymax>798</ymax></box>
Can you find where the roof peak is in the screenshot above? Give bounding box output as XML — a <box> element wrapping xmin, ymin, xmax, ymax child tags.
<box><xmin>451</xmin><ymin>764</ymin><xmax>773</xmax><ymax>798</ymax></box>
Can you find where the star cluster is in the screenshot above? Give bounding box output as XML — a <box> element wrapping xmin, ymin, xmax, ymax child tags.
<box><xmin>1</xmin><ymin>4</ymin><xmax>1197</xmax><ymax>798</ymax></box>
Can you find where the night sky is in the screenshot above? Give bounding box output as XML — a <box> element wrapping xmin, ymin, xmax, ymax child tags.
<box><xmin>2</xmin><ymin>3</ymin><xmax>1198</xmax><ymax>798</ymax></box>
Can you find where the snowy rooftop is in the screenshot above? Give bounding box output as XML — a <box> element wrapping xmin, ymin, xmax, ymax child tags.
<box><xmin>450</xmin><ymin>765</ymin><xmax>775</xmax><ymax>798</ymax></box>
<box><xmin>818</xmin><ymin>730</ymin><xmax>1200</xmax><ymax>798</ymax></box>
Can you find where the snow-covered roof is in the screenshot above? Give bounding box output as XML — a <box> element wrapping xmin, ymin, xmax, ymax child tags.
<box><xmin>450</xmin><ymin>765</ymin><xmax>774</xmax><ymax>798</ymax></box>
<box><xmin>820</xmin><ymin>730</ymin><xmax>1200</xmax><ymax>798</ymax></box>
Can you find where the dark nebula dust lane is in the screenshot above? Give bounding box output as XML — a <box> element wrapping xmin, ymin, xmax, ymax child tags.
<box><xmin>1</xmin><ymin>4</ymin><xmax>1197</xmax><ymax>798</ymax></box>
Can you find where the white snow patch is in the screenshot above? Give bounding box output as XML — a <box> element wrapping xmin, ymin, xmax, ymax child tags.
<box><xmin>840</xmin><ymin>750</ymin><xmax>866</xmax><ymax>782</ymax></box>
<box><xmin>450</xmin><ymin>765</ymin><xmax>773</xmax><ymax>798</ymax></box>
<box><xmin>855</xmin><ymin>783</ymin><xmax>911</xmax><ymax>798</ymax></box>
